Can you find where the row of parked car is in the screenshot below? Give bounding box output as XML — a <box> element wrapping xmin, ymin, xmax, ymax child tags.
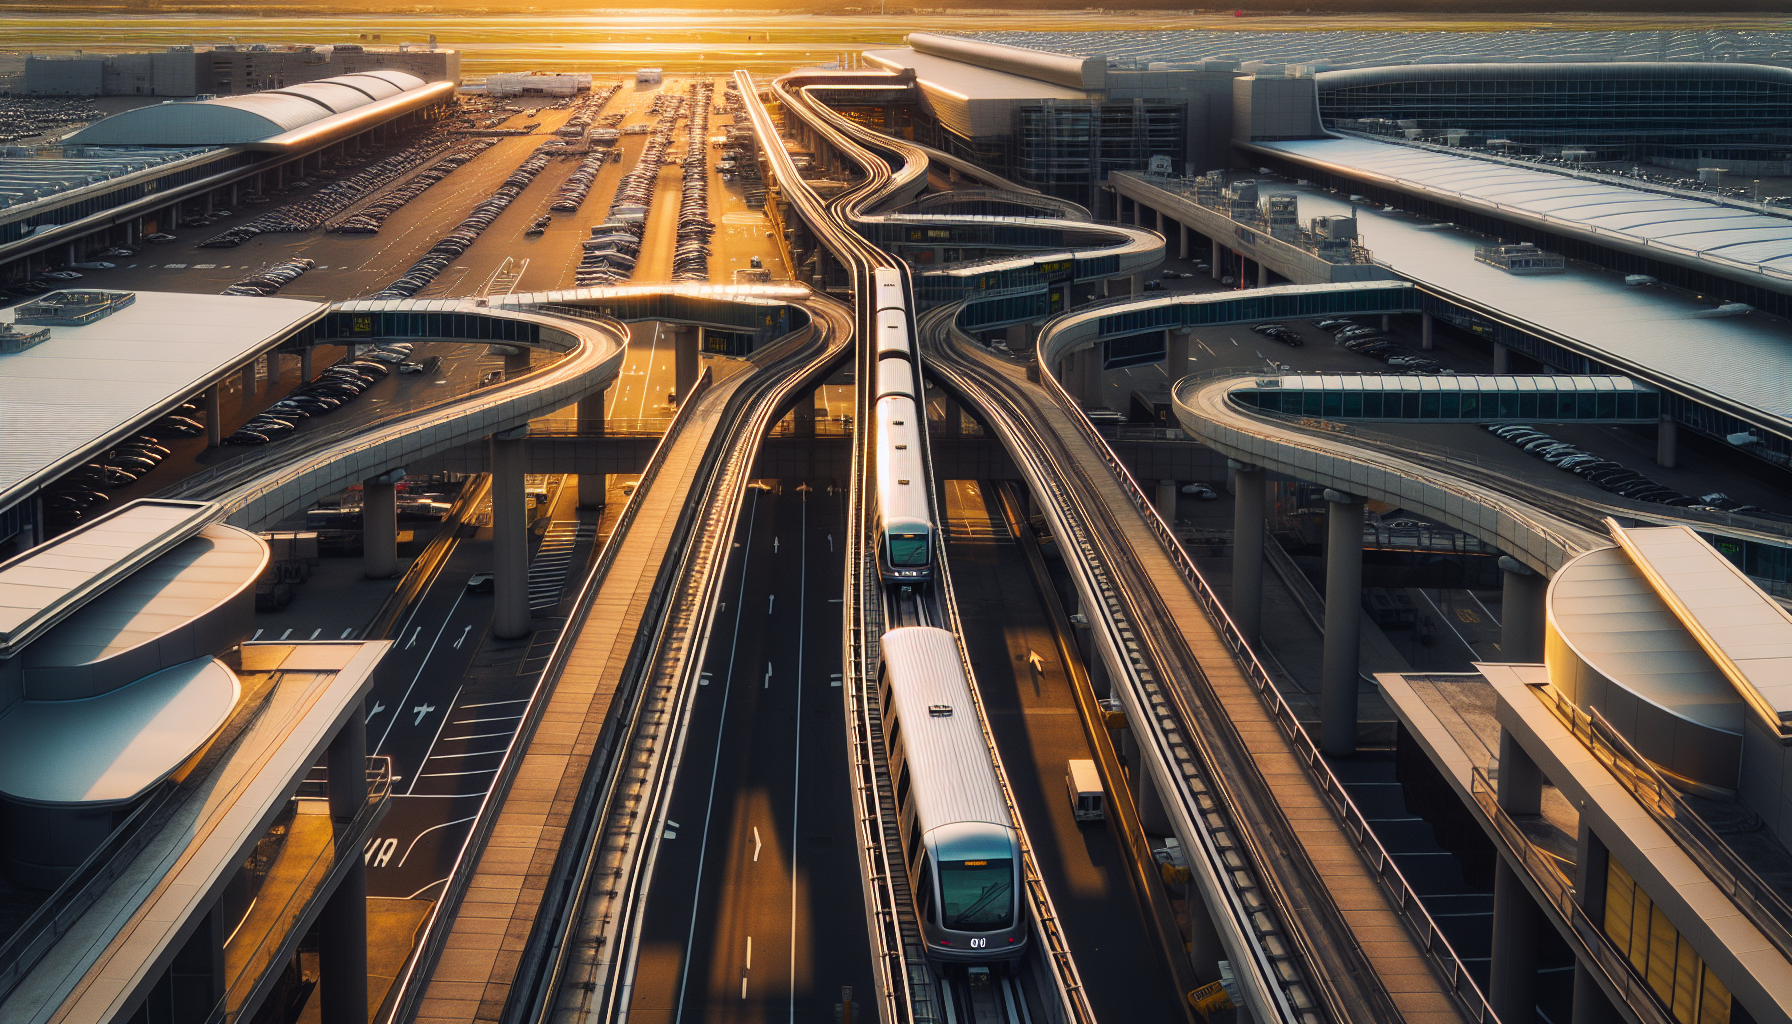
<box><xmin>1250</xmin><ymin>322</ymin><xmax>1305</xmax><ymax>347</ymax></box>
<box><xmin>1315</xmin><ymin>317</ymin><xmax>1447</xmax><ymax>373</ymax></box>
<box><xmin>549</xmin><ymin>150</ymin><xmax>609</xmax><ymax>213</ymax></box>
<box><xmin>555</xmin><ymin>84</ymin><xmax>620</xmax><ymax>138</ymax></box>
<box><xmin>222</xmin><ymin>256</ymin><xmax>315</xmax><ymax>297</ymax></box>
<box><xmin>575</xmin><ymin>95</ymin><xmax>688</xmax><ymax>288</ymax></box>
<box><xmin>1486</xmin><ymin>423</ymin><xmax>1776</xmax><ymax>515</ymax></box>
<box><xmin>0</xmin><ymin>98</ymin><xmax>107</xmax><ymax>143</ymax></box>
<box><xmin>373</xmin><ymin>148</ymin><xmax>556</xmax><ymax>299</ymax></box>
<box><xmin>198</xmin><ymin>130</ymin><xmax>456</xmax><ymax>247</ymax></box>
<box><xmin>672</xmin><ymin>80</ymin><xmax>715</xmax><ymax>283</ymax></box>
<box><xmin>331</xmin><ymin>138</ymin><xmax>497</xmax><ymax>234</ymax></box>
<box><xmin>226</xmin><ymin>343</ymin><xmax>416</xmax><ymax>446</ymax></box>
<box><xmin>42</xmin><ymin>409</ymin><xmax>209</xmax><ymax>528</ymax></box>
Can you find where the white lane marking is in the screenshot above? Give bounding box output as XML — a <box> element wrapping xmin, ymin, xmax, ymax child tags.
<box><xmin>309</xmin><ymin>628</ymin><xmax>322</xmax><ymax>639</ymax></box>
<box><xmin>452</xmin><ymin>624</ymin><xmax>472</xmax><ymax>649</ymax></box>
<box><xmin>374</xmin><ymin>588</ymin><xmax>467</xmax><ymax>755</ymax></box>
<box><xmin>764</xmin><ymin>663</ymin><xmax>772</xmax><ymax>689</ymax></box>
<box><xmin>439</xmin><ymin>730</ymin><xmax>511</xmax><ymax>742</ymax></box>
<box><xmin>1466</xmin><ymin>588</ymin><xmax>1502</xmax><ymax>627</ymax></box>
<box><xmin>1416</xmin><ymin>589</ymin><xmax>1479</xmax><ymax>656</ymax></box>
<box><xmin>450</xmin><ymin>714</ymin><xmax>524</xmax><ymax>725</ymax></box>
<box><xmin>752</xmin><ymin>826</ymin><xmax>761</xmax><ymax>862</ymax></box>
<box><xmin>396</xmin><ymin>814</ymin><xmax>478</xmax><ymax>868</ymax></box>
<box><xmin>767</xmin><ymin>593</ymin><xmax>774</xmax><ymax>614</ymax></box>
<box><xmin>462</xmin><ymin>697</ymin><xmax>530</xmax><ymax>708</ymax></box>
<box><xmin>407</xmin><ymin>683</ymin><xmax>465</xmax><ymax>795</ymax></box>
<box><xmin>788</xmin><ymin>486</ymin><xmax>808</xmax><ymax>1023</ymax></box>
<box><xmin>418</xmin><ymin>767</ymin><xmax>498</xmax><ymax>778</ymax></box>
<box><xmin>406</xmin><ymin>626</ymin><xmax>421</xmax><ymax>649</ymax></box>
<box><xmin>341</xmin><ymin>628</ymin><xmax>355</xmax><ymax>639</ymax></box>
<box><xmin>746</xmin><ymin>934</ymin><xmax>752</xmax><ymax>970</ymax></box>
<box><xmin>252</xmin><ymin>628</ymin><xmax>264</xmax><ymax>640</ymax></box>
<box><xmin>673</xmin><ymin>489</ymin><xmax>761</xmax><ymax>1024</ymax></box>
<box><xmin>279</xmin><ymin>628</ymin><xmax>292</xmax><ymax>639</ymax></box>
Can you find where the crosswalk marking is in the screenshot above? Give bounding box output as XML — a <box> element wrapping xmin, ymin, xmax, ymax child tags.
<box><xmin>528</xmin><ymin>520</ymin><xmax>596</xmax><ymax>612</ymax></box>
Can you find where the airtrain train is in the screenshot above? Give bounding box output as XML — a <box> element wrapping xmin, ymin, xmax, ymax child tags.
<box><xmin>870</xmin><ymin>266</ymin><xmax>1028</xmax><ymax>965</ymax></box>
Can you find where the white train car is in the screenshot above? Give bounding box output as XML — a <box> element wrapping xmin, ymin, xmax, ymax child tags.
<box><xmin>879</xmin><ymin>626</ymin><xmax>1027</xmax><ymax>964</ymax></box>
<box><xmin>876</xmin><ymin>395</ymin><xmax>931</xmax><ymax>582</ymax></box>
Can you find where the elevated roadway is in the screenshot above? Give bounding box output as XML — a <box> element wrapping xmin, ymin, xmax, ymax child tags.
<box><xmin>774</xmin><ymin>64</ymin><xmax>1494</xmax><ymax>1024</ymax></box>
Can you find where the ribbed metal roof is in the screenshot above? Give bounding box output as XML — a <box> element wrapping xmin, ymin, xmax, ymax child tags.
<box><xmin>881</xmin><ymin>627</ymin><xmax>1011</xmax><ymax>830</ymax></box>
<box><xmin>0</xmin><ymin>292</ymin><xmax>326</xmax><ymax>513</ymax></box>
<box><xmin>65</xmin><ymin>69</ymin><xmax>426</xmax><ymax>145</ymax></box>
<box><xmin>1261</xmin><ymin>137</ymin><xmax>1792</xmax><ymax>277</ymax></box>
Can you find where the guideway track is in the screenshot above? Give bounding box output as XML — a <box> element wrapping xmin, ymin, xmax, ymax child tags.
<box><xmin>386</xmin><ymin>291</ymin><xmax>854</xmax><ymax>1024</ymax></box>
<box><xmin>776</xmin><ymin>69</ymin><xmax>1492</xmax><ymax>1024</ymax></box>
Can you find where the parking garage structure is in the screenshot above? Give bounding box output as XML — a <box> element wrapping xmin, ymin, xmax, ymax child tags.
<box><xmin>0</xmin><ymin>68</ymin><xmax>455</xmax><ymax>285</ymax></box>
<box><xmin>0</xmin><ymin>498</ymin><xmax>391</xmax><ymax>1024</ymax></box>
<box><xmin>1110</xmin><ymin>163</ymin><xmax>1792</xmax><ymax>477</ymax></box>
<box><xmin>0</xmin><ymin>289</ymin><xmax>327</xmax><ymax>550</ymax></box>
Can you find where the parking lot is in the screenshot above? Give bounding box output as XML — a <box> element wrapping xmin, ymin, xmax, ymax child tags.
<box><xmin>56</xmin><ymin>74</ymin><xmax>787</xmax><ymax>304</ymax></box>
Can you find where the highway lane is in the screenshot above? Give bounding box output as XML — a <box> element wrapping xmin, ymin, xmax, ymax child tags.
<box><xmin>627</xmin><ymin>478</ymin><xmax>873</xmax><ymax>1024</ymax></box>
<box><xmin>941</xmin><ymin>479</ymin><xmax>1186</xmax><ymax>1021</ymax></box>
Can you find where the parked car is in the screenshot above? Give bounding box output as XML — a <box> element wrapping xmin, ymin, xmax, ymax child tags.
<box><xmin>466</xmin><ymin>572</ymin><xmax>495</xmax><ymax>594</ymax></box>
<box><xmin>1180</xmin><ymin>482</ymin><xmax>1218</xmax><ymax>499</ymax></box>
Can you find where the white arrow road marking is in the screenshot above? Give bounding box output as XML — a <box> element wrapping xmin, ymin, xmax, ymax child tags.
<box><xmin>752</xmin><ymin>826</ymin><xmax>761</xmax><ymax>862</ymax></box>
<box><xmin>772</xmin><ymin>536</ymin><xmax>780</xmax><ymax>553</ymax></box>
<box><xmin>412</xmin><ymin>703</ymin><xmax>436</xmax><ymax>726</ymax></box>
<box><xmin>452</xmin><ymin>624</ymin><xmax>471</xmax><ymax>649</ymax></box>
<box><xmin>763</xmin><ymin>663</ymin><xmax>772</xmax><ymax>689</ymax></box>
<box><xmin>406</xmin><ymin>626</ymin><xmax>421</xmax><ymax>649</ymax></box>
<box><xmin>366</xmin><ymin>701</ymin><xmax>386</xmax><ymax>723</ymax></box>
<box><xmin>767</xmin><ymin>594</ymin><xmax>774</xmax><ymax>615</ymax></box>
<box><xmin>827</xmin><ymin>533</ymin><xmax>833</xmax><ymax>551</ymax></box>
<box><xmin>1027</xmin><ymin>650</ymin><xmax>1044</xmax><ymax>672</ymax></box>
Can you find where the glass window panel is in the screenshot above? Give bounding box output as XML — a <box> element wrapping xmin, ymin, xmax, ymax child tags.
<box><xmin>1618</xmin><ymin>393</ymin><xmax>1636</xmax><ymax>419</ymax></box>
<box><xmin>1323</xmin><ymin>392</ymin><xmax>1342</xmax><ymax>416</ymax></box>
<box><xmin>1648</xmin><ymin>905</ymin><xmax>1679</xmax><ymax>1005</ymax></box>
<box><xmin>1303</xmin><ymin>392</ymin><xmax>1322</xmax><ymax>415</ymax></box>
<box><xmin>1674</xmin><ymin>939</ymin><xmax>1700</xmax><ymax>1024</ymax></box>
<box><xmin>1598</xmin><ymin>392</ymin><xmax>1617</xmax><ymax>419</ymax></box>
<box><xmin>1641</xmin><ymin>393</ymin><xmax>1660</xmax><ymax>419</ymax></box>
<box><xmin>1538</xmin><ymin>393</ymin><xmax>1559</xmax><ymax>419</ymax></box>
<box><xmin>1520</xmin><ymin>393</ymin><xmax>1538</xmax><ymax>419</ymax></box>
<box><xmin>1421</xmin><ymin>393</ymin><xmax>1441</xmax><ymax>419</ymax></box>
<box><xmin>1460</xmin><ymin>393</ymin><xmax>1479</xmax><ymax>418</ymax></box>
<box><xmin>1403</xmin><ymin>393</ymin><xmax>1422</xmax><ymax>418</ymax></box>
<box><xmin>1442</xmin><ymin>393</ymin><xmax>1460</xmax><ymax>417</ymax></box>
<box><xmin>1579</xmin><ymin>393</ymin><xmax>1598</xmax><ymax>419</ymax></box>
<box><xmin>1699</xmin><ymin>965</ymin><xmax>1732</xmax><ymax>1024</ymax></box>
<box><xmin>1343</xmin><ymin>392</ymin><xmax>1363</xmax><ymax>417</ymax></box>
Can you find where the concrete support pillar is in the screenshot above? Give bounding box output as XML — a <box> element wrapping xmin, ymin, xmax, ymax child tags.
<box><xmin>1420</xmin><ymin>311</ymin><xmax>1434</xmax><ymax>351</ymax></box>
<box><xmin>1211</xmin><ymin>242</ymin><xmax>1226</xmax><ymax>281</ymax></box>
<box><xmin>1154</xmin><ymin>480</ymin><xmax>1177</xmax><ymax>523</ymax></box>
<box><xmin>1131</xmin><ymin>200</ymin><xmax>1142</xmax><ymax>226</ymax></box>
<box><xmin>1130</xmin><ymin>272</ymin><xmax>1143</xmax><ymax>296</ymax></box>
<box><xmin>1380</xmin><ymin>314</ymin><xmax>1391</xmax><ymax>331</ymax></box>
<box><xmin>1256</xmin><ymin>261</ymin><xmax>1269</xmax><ymax>288</ymax></box>
<box><xmin>1656</xmin><ymin>414</ymin><xmax>1677</xmax><ymax>469</ymax></box>
<box><xmin>1321</xmin><ymin>489</ymin><xmax>1365</xmax><ymax>757</ymax></box>
<box><xmin>1231</xmin><ymin>461</ymin><xmax>1265</xmax><ymax>644</ymax></box>
<box><xmin>1163</xmin><ymin>328</ymin><xmax>1192</xmax><ymax>381</ymax></box>
<box><xmin>299</xmin><ymin>346</ymin><xmax>313</xmax><ymax>383</ymax></box>
<box><xmin>239</xmin><ymin>361</ymin><xmax>257</xmax><ymax>401</ymax></box>
<box><xmin>1004</xmin><ymin>321</ymin><xmax>1032</xmax><ymax>355</ymax></box>
<box><xmin>363</xmin><ymin>471</ymin><xmax>402</xmax><ymax>580</ymax></box>
<box><xmin>1489</xmin><ymin>858</ymin><xmax>1542</xmax><ymax>1024</ymax></box>
<box><xmin>1492</xmin><ymin>342</ymin><xmax>1510</xmax><ymax>374</ymax></box>
<box><xmin>577</xmin><ymin>389</ymin><xmax>605</xmax><ymax>436</ymax></box>
<box><xmin>673</xmin><ymin>325</ymin><xmax>699</xmax><ymax>406</ymax></box>
<box><xmin>491</xmin><ymin>428</ymin><xmax>530</xmax><ymax>640</ymax></box>
<box><xmin>1498</xmin><ymin>556</ymin><xmax>1547</xmax><ymax>662</ymax></box>
<box><xmin>319</xmin><ymin>859</ymin><xmax>369</xmax><ymax>1024</ymax></box>
<box><xmin>1498</xmin><ymin>729</ymin><xmax>1543</xmax><ymax>816</ymax></box>
<box><xmin>1571</xmin><ymin>963</ymin><xmax>1621</xmax><ymax>1024</ymax></box>
<box><xmin>1178</xmin><ymin>221</ymin><xmax>1189</xmax><ymax>260</ymax></box>
<box><xmin>503</xmin><ymin>346</ymin><xmax>531</xmax><ymax>376</ymax></box>
<box><xmin>321</xmin><ymin>710</ymin><xmax>368</xmax><ymax>1024</ymax></box>
<box><xmin>229</xmin><ymin>181</ymin><xmax>240</xmax><ymax>206</ymax></box>
<box><xmin>937</xmin><ymin>392</ymin><xmax>960</xmax><ymax>438</ymax></box>
<box><xmin>1082</xmin><ymin>346</ymin><xmax>1104</xmax><ymax>405</ymax></box>
<box><xmin>204</xmin><ymin>383</ymin><xmax>221</xmax><ymax>448</ymax></box>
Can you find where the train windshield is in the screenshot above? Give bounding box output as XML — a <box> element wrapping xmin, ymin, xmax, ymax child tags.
<box><xmin>938</xmin><ymin>858</ymin><xmax>1013</xmax><ymax>930</ymax></box>
<box><xmin>886</xmin><ymin>531</ymin><xmax>929</xmax><ymax>567</ymax></box>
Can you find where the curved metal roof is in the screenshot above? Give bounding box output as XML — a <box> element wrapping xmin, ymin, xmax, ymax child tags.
<box><xmin>0</xmin><ymin>655</ymin><xmax>239</xmax><ymax>806</ymax></box>
<box><xmin>65</xmin><ymin>69</ymin><xmax>426</xmax><ymax>146</ymax></box>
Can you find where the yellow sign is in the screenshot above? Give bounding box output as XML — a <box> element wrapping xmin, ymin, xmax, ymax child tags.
<box><xmin>1189</xmin><ymin>981</ymin><xmax>1234</xmax><ymax>1021</ymax></box>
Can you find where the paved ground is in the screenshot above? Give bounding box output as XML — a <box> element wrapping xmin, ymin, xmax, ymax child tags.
<box><xmin>73</xmin><ymin>75</ymin><xmax>788</xmax><ymax>305</ymax></box>
<box><xmin>625</xmin><ymin>479</ymin><xmax>872</xmax><ymax>1024</ymax></box>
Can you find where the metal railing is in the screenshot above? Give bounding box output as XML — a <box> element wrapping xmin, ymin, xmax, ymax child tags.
<box><xmin>1532</xmin><ymin>684</ymin><xmax>1792</xmax><ymax>962</ymax></box>
<box><xmin>1022</xmin><ymin>320</ymin><xmax>1501</xmax><ymax>1023</ymax></box>
<box><xmin>1468</xmin><ymin>769</ymin><xmax>1675</xmax><ymax>1024</ymax></box>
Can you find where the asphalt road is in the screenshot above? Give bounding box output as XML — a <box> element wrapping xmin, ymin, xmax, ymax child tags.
<box><xmin>939</xmin><ymin>479</ymin><xmax>1185</xmax><ymax>1021</ymax></box>
<box><xmin>626</xmin><ymin>479</ymin><xmax>873</xmax><ymax>1024</ymax></box>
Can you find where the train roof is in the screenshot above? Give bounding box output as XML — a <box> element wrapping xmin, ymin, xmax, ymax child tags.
<box><xmin>872</xmin><ymin>266</ymin><xmax>906</xmax><ymax>312</ymax></box>
<box><xmin>877</xmin><ymin>357</ymin><xmax>916</xmax><ymax>400</ymax></box>
<box><xmin>876</xmin><ymin>308</ymin><xmax>912</xmax><ymax>361</ymax></box>
<box><xmin>876</xmin><ymin>397</ymin><xmax>931</xmax><ymax>529</ymax></box>
<box><xmin>881</xmin><ymin>626</ymin><xmax>1012</xmax><ymax>830</ymax></box>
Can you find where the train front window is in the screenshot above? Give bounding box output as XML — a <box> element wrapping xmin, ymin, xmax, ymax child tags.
<box><xmin>886</xmin><ymin>531</ymin><xmax>929</xmax><ymax>567</ymax></box>
<box><xmin>939</xmin><ymin>858</ymin><xmax>1013</xmax><ymax>930</ymax></box>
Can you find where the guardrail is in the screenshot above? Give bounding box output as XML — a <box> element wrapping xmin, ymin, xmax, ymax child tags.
<box><xmin>1468</xmin><ymin>769</ymin><xmax>1674</xmax><ymax>1024</ymax></box>
<box><xmin>1021</xmin><ymin>321</ymin><xmax>1500</xmax><ymax>1023</ymax></box>
<box><xmin>1532</xmin><ymin>683</ymin><xmax>1792</xmax><ymax>962</ymax></box>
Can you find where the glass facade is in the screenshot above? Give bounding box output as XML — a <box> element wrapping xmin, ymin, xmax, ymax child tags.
<box><xmin>1230</xmin><ymin>376</ymin><xmax>1660</xmax><ymax>422</ymax></box>
<box><xmin>1604</xmin><ymin>857</ymin><xmax>1733</xmax><ymax>1024</ymax></box>
<box><xmin>1319</xmin><ymin>65</ymin><xmax>1792</xmax><ymax>161</ymax></box>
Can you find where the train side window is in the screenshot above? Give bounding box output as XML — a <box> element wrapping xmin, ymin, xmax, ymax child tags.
<box><xmin>896</xmin><ymin>761</ymin><xmax>911</xmax><ymax>808</ymax></box>
<box><xmin>887</xmin><ymin>714</ymin><xmax>902</xmax><ymax>753</ymax></box>
<box><xmin>907</xmin><ymin>815</ymin><xmax>924</xmax><ymax>867</ymax></box>
<box><xmin>915</xmin><ymin>854</ymin><xmax>935</xmax><ymax>924</ymax></box>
